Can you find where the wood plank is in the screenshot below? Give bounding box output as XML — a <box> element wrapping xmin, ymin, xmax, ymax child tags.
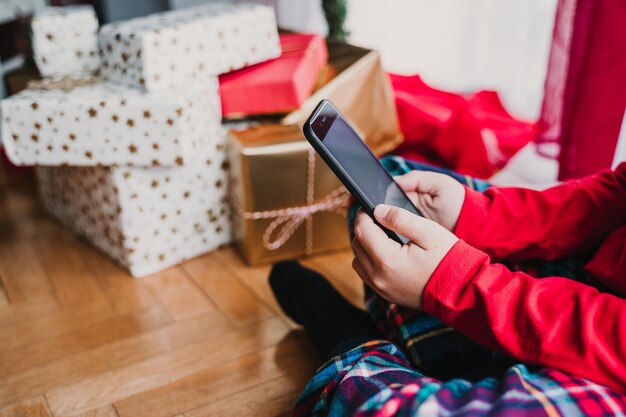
<box><xmin>75</xmin><ymin>243</ymin><xmax>162</xmax><ymax>315</ymax></box>
<box><xmin>184</xmin><ymin>369</ymin><xmax>311</xmax><ymax>417</ymax></box>
<box><xmin>142</xmin><ymin>267</ymin><xmax>216</xmax><ymax>321</ymax></box>
<box><xmin>213</xmin><ymin>249</ymin><xmax>285</xmax><ymax>319</ymax></box>
<box><xmin>0</xmin><ymin>396</ymin><xmax>52</xmax><ymax>417</ymax></box>
<box><xmin>0</xmin><ymin>297</ymin><xmax>61</xmax><ymax>329</ymax></box>
<box><xmin>33</xmin><ymin>233</ymin><xmax>111</xmax><ymax>311</ymax></box>
<box><xmin>72</xmin><ymin>405</ymin><xmax>119</xmax><ymax>417</ymax></box>
<box><xmin>114</xmin><ymin>330</ymin><xmax>317</xmax><ymax>417</ymax></box>
<box><xmin>0</xmin><ymin>307</ymin><xmax>172</xmax><ymax>376</ymax></box>
<box><xmin>182</xmin><ymin>252</ymin><xmax>273</xmax><ymax>327</ymax></box>
<box><xmin>0</xmin><ymin>278</ymin><xmax>8</xmax><ymax>307</ymax></box>
<box><xmin>46</xmin><ymin>317</ymin><xmax>290</xmax><ymax>416</ymax></box>
<box><xmin>0</xmin><ymin>302</ymin><xmax>117</xmax><ymax>352</ymax></box>
<box><xmin>0</xmin><ymin>238</ymin><xmax>55</xmax><ymax>303</ymax></box>
<box><xmin>0</xmin><ymin>310</ymin><xmax>229</xmax><ymax>408</ymax></box>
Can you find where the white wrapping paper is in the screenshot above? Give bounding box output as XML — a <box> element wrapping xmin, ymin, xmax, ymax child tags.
<box><xmin>99</xmin><ymin>2</ymin><xmax>281</xmax><ymax>92</ymax></box>
<box><xmin>36</xmin><ymin>134</ymin><xmax>232</xmax><ymax>277</ymax></box>
<box><xmin>31</xmin><ymin>6</ymin><xmax>101</xmax><ymax>78</ymax></box>
<box><xmin>1</xmin><ymin>78</ymin><xmax>221</xmax><ymax>167</ymax></box>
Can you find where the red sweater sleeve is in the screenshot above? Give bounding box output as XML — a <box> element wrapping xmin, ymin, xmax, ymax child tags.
<box><xmin>423</xmin><ymin>240</ymin><xmax>626</xmax><ymax>391</ymax></box>
<box><xmin>455</xmin><ymin>163</ymin><xmax>626</xmax><ymax>260</ymax></box>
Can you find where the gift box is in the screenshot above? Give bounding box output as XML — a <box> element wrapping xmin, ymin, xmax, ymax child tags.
<box><xmin>228</xmin><ymin>124</ymin><xmax>350</xmax><ymax>265</ymax></box>
<box><xmin>1</xmin><ymin>78</ymin><xmax>221</xmax><ymax>167</ymax></box>
<box><xmin>282</xmin><ymin>40</ymin><xmax>403</xmax><ymax>157</ymax></box>
<box><xmin>31</xmin><ymin>6</ymin><xmax>100</xmax><ymax>78</ymax></box>
<box><xmin>99</xmin><ymin>2</ymin><xmax>281</xmax><ymax>92</ymax></box>
<box><xmin>36</xmin><ymin>136</ymin><xmax>231</xmax><ymax>277</ymax></box>
<box><xmin>219</xmin><ymin>33</ymin><xmax>328</xmax><ymax>117</ymax></box>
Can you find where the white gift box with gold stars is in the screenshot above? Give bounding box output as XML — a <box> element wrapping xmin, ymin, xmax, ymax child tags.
<box><xmin>99</xmin><ymin>2</ymin><xmax>281</xmax><ymax>92</ymax></box>
<box><xmin>31</xmin><ymin>6</ymin><xmax>101</xmax><ymax>78</ymax></box>
<box><xmin>1</xmin><ymin>78</ymin><xmax>221</xmax><ymax>167</ymax></box>
<box><xmin>35</xmin><ymin>137</ymin><xmax>231</xmax><ymax>277</ymax></box>
<box><xmin>1</xmin><ymin>78</ymin><xmax>231</xmax><ymax>277</ymax></box>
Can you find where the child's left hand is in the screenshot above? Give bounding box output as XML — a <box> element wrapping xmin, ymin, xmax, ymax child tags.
<box><xmin>352</xmin><ymin>204</ymin><xmax>459</xmax><ymax>309</ymax></box>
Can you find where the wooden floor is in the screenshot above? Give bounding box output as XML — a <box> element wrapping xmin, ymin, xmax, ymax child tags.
<box><xmin>0</xmin><ymin>170</ymin><xmax>365</xmax><ymax>417</ymax></box>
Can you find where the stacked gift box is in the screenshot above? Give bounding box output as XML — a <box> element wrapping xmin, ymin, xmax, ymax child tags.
<box><xmin>1</xmin><ymin>2</ymin><xmax>402</xmax><ymax>275</ymax></box>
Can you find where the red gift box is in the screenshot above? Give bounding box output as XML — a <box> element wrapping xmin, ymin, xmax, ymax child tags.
<box><xmin>219</xmin><ymin>33</ymin><xmax>328</xmax><ymax>117</ymax></box>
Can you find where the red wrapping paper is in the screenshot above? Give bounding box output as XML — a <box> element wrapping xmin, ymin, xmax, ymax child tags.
<box><xmin>220</xmin><ymin>33</ymin><xmax>328</xmax><ymax>117</ymax></box>
<box><xmin>390</xmin><ymin>74</ymin><xmax>537</xmax><ymax>179</ymax></box>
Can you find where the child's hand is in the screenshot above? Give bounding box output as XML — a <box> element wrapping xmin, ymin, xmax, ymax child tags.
<box><xmin>395</xmin><ymin>171</ymin><xmax>466</xmax><ymax>231</ymax></box>
<box><xmin>352</xmin><ymin>204</ymin><xmax>458</xmax><ymax>310</ymax></box>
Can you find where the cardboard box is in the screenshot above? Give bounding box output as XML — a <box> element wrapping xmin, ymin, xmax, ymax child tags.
<box><xmin>220</xmin><ymin>33</ymin><xmax>328</xmax><ymax>117</ymax></box>
<box><xmin>31</xmin><ymin>6</ymin><xmax>100</xmax><ymax>78</ymax></box>
<box><xmin>1</xmin><ymin>78</ymin><xmax>221</xmax><ymax>167</ymax></box>
<box><xmin>36</xmin><ymin>136</ymin><xmax>231</xmax><ymax>277</ymax></box>
<box><xmin>99</xmin><ymin>2</ymin><xmax>281</xmax><ymax>92</ymax></box>
<box><xmin>228</xmin><ymin>125</ymin><xmax>350</xmax><ymax>264</ymax></box>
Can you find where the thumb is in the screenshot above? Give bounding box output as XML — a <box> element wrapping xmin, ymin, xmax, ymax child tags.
<box><xmin>395</xmin><ymin>171</ymin><xmax>447</xmax><ymax>195</ymax></box>
<box><xmin>374</xmin><ymin>204</ymin><xmax>440</xmax><ymax>249</ymax></box>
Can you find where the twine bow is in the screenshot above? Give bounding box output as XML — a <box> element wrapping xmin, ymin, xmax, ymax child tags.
<box><xmin>231</xmin><ymin>148</ymin><xmax>350</xmax><ymax>255</ymax></box>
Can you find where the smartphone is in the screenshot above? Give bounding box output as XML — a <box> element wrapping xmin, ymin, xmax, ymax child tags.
<box><xmin>303</xmin><ymin>99</ymin><xmax>423</xmax><ymax>244</ymax></box>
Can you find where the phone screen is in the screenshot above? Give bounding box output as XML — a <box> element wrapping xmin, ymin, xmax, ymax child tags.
<box><xmin>311</xmin><ymin>102</ymin><xmax>421</xmax><ymax>243</ymax></box>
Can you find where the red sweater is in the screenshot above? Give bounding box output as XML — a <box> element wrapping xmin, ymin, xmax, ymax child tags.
<box><xmin>422</xmin><ymin>163</ymin><xmax>626</xmax><ymax>391</ymax></box>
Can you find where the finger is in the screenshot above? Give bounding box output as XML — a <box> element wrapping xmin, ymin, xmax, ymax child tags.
<box><xmin>354</xmin><ymin>210</ymin><xmax>398</xmax><ymax>263</ymax></box>
<box><xmin>394</xmin><ymin>171</ymin><xmax>448</xmax><ymax>195</ymax></box>
<box><xmin>374</xmin><ymin>204</ymin><xmax>441</xmax><ymax>249</ymax></box>
<box><xmin>351</xmin><ymin>237</ymin><xmax>375</xmax><ymax>275</ymax></box>
<box><xmin>352</xmin><ymin>256</ymin><xmax>372</xmax><ymax>286</ymax></box>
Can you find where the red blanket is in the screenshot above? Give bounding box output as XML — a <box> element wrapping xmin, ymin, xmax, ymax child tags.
<box><xmin>390</xmin><ymin>73</ymin><xmax>537</xmax><ymax>179</ymax></box>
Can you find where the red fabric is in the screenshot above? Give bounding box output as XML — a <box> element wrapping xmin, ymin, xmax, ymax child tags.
<box><xmin>538</xmin><ymin>0</ymin><xmax>626</xmax><ymax>179</ymax></box>
<box><xmin>219</xmin><ymin>33</ymin><xmax>328</xmax><ymax>117</ymax></box>
<box><xmin>390</xmin><ymin>74</ymin><xmax>536</xmax><ymax>179</ymax></box>
<box><xmin>423</xmin><ymin>163</ymin><xmax>626</xmax><ymax>391</ymax></box>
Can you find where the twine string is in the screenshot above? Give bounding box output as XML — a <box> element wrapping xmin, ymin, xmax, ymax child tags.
<box><xmin>231</xmin><ymin>148</ymin><xmax>349</xmax><ymax>254</ymax></box>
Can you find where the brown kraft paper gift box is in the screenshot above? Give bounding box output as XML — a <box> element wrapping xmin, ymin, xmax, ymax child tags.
<box><xmin>282</xmin><ymin>39</ymin><xmax>402</xmax><ymax>157</ymax></box>
<box><xmin>228</xmin><ymin>125</ymin><xmax>351</xmax><ymax>265</ymax></box>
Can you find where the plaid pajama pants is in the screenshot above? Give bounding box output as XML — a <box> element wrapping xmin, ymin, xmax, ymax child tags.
<box><xmin>292</xmin><ymin>156</ymin><xmax>626</xmax><ymax>417</ymax></box>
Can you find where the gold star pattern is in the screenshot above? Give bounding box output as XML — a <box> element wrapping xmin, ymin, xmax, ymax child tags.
<box><xmin>88</xmin><ymin>107</ymin><xmax>97</xmax><ymax>118</ymax></box>
<box><xmin>112</xmin><ymin>114</ymin><xmax>119</xmax><ymax>122</ymax></box>
<box><xmin>85</xmin><ymin>151</ymin><xmax>93</xmax><ymax>159</ymax></box>
<box><xmin>128</xmin><ymin>145</ymin><xmax>137</xmax><ymax>153</ymax></box>
<box><xmin>31</xmin><ymin>134</ymin><xmax>39</xmax><ymax>142</ymax></box>
<box><xmin>151</xmin><ymin>180</ymin><xmax>159</xmax><ymax>188</ymax></box>
<box><xmin>34</xmin><ymin>122</ymin><xmax>42</xmax><ymax>130</ymax></box>
<box><xmin>143</xmin><ymin>110</ymin><xmax>151</xmax><ymax>119</ymax></box>
<box><xmin>31</xmin><ymin>102</ymin><xmax>39</xmax><ymax>110</ymax></box>
<box><xmin>166</xmin><ymin>118</ymin><xmax>174</xmax><ymax>126</ymax></box>
<box><xmin>183</xmin><ymin>191</ymin><xmax>190</xmax><ymax>199</ymax></box>
<box><xmin>126</xmin><ymin>119</ymin><xmax>135</xmax><ymax>127</ymax></box>
<box><xmin>69</xmin><ymin>133</ymin><xmax>76</xmax><ymax>141</ymax></box>
<box><xmin>152</xmin><ymin>143</ymin><xmax>159</xmax><ymax>150</ymax></box>
<box><xmin>175</xmin><ymin>156</ymin><xmax>184</xmax><ymax>166</ymax></box>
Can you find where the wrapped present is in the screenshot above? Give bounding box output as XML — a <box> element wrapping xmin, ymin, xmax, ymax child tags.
<box><xmin>36</xmin><ymin>136</ymin><xmax>231</xmax><ymax>277</ymax></box>
<box><xmin>1</xmin><ymin>77</ymin><xmax>221</xmax><ymax>167</ymax></box>
<box><xmin>282</xmin><ymin>40</ymin><xmax>403</xmax><ymax>156</ymax></box>
<box><xmin>228</xmin><ymin>124</ymin><xmax>350</xmax><ymax>265</ymax></box>
<box><xmin>99</xmin><ymin>2</ymin><xmax>281</xmax><ymax>92</ymax></box>
<box><xmin>219</xmin><ymin>33</ymin><xmax>328</xmax><ymax>117</ymax></box>
<box><xmin>31</xmin><ymin>6</ymin><xmax>100</xmax><ymax>78</ymax></box>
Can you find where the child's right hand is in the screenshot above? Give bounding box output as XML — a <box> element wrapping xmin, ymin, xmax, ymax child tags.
<box><xmin>394</xmin><ymin>171</ymin><xmax>466</xmax><ymax>232</ymax></box>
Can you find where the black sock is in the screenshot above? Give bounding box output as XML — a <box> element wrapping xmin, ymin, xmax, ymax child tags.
<box><xmin>269</xmin><ymin>260</ymin><xmax>380</xmax><ymax>360</ymax></box>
